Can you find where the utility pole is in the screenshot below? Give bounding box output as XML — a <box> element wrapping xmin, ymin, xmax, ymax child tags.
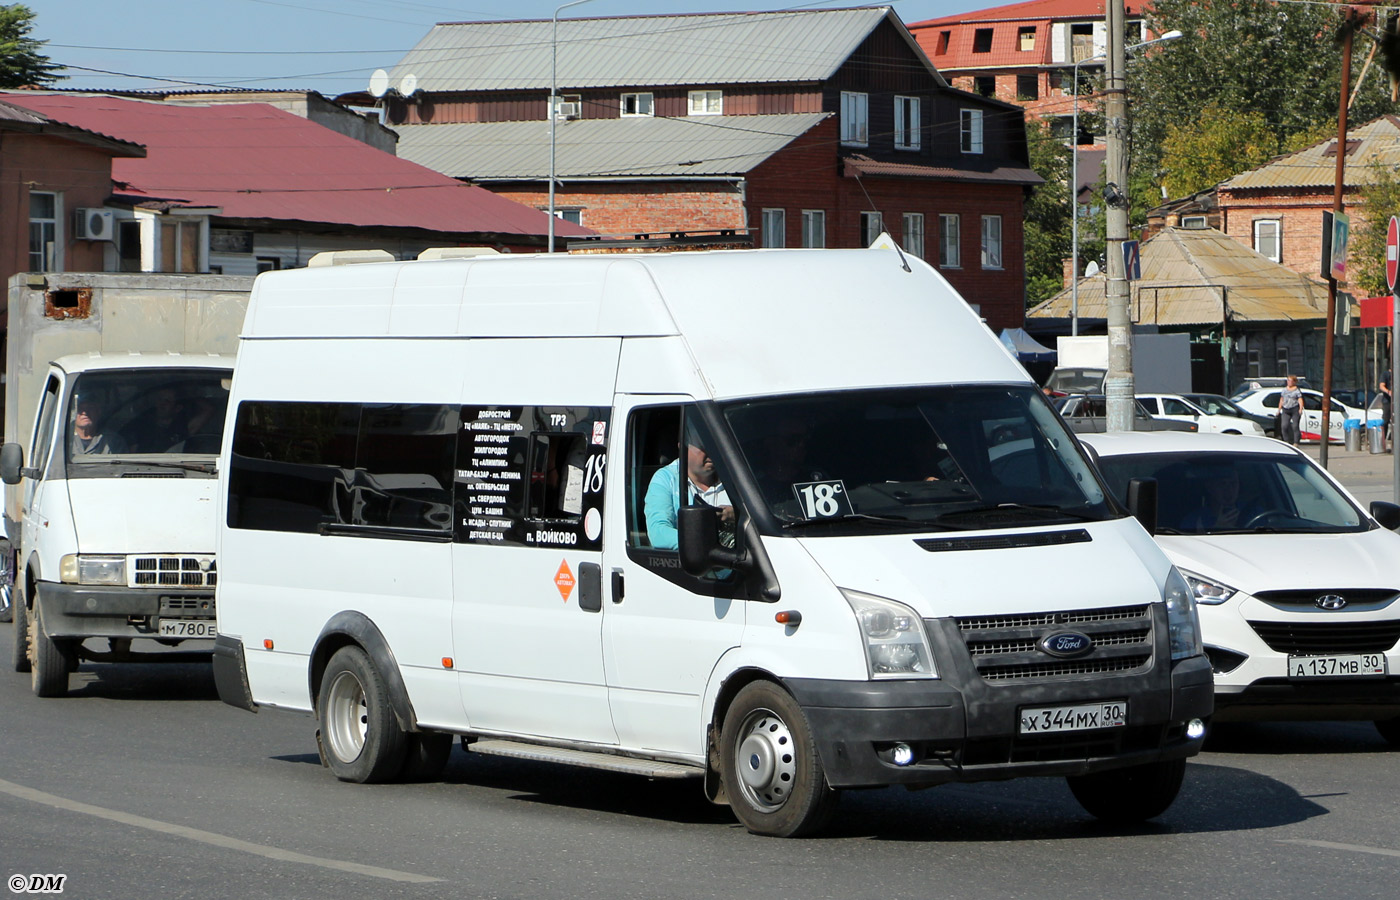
<box><xmin>1104</xmin><ymin>0</ymin><xmax>1134</xmax><ymax>432</ymax></box>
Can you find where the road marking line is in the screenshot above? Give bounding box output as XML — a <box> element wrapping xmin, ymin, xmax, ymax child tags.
<box><xmin>1279</xmin><ymin>839</ymin><xmax>1400</xmax><ymax>860</ymax></box>
<box><xmin>0</xmin><ymin>777</ymin><xmax>442</xmax><ymax>883</ymax></box>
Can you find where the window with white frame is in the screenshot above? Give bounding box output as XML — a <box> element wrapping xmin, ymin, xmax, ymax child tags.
<box><xmin>841</xmin><ymin>91</ymin><xmax>869</xmax><ymax>146</ymax></box>
<box><xmin>902</xmin><ymin>213</ymin><xmax>925</xmax><ymax>258</ymax></box>
<box><xmin>960</xmin><ymin>108</ymin><xmax>984</xmax><ymax>154</ymax></box>
<box><xmin>687</xmin><ymin>90</ymin><xmax>722</xmax><ymax>115</ymax></box>
<box><xmin>939</xmin><ymin>213</ymin><xmax>960</xmax><ymax>268</ymax></box>
<box><xmin>554</xmin><ymin>208</ymin><xmax>582</xmax><ymax>225</ymax></box>
<box><xmin>981</xmin><ymin>215</ymin><xmax>1003</xmax><ymax>269</ymax></box>
<box><xmin>621</xmin><ymin>92</ymin><xmax>653</xmax><ymax>117</ymax></box>
<box><xmin>29</xmin><ymin>191</ymin><xmax>59</xmax><ymax>272</ymax></box>
<box><xmin>860</xmin><ymin>211</ymin><xmax>884</xmax><ymax>246</ymax></box>
<box><xmin>1253</xmin><ymin>219</ymin><xmax>1281</xmax><ymax>262</ymax></box>
<box><xmin>894</xmin><ymin>95</ymin><xmax>921</xmax><ymax>150</ymax></box>
<box><xmin>761</xmin><ymin>208</ymin><xmax>785</xmax><ymax>248</ymax></box>
<box><xmin>801</xmin><ymin>210</ymin><xmax>826</xmax><ymax>248</ymax></box>
<box><xmin>1181</xmin><ymin>215</ymin><xmax>1207</xmax><ymax>229</ymax></box>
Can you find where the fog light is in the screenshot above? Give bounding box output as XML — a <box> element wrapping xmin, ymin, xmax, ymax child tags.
<box><xmin>1186</xmin><ymin>718</ymin><xmax>1206</xmax><ymax>741</ymax></box>
<box><xmin>891</xmin><ymin>742</ymin><xmax>915</xmax><ymax>767</ymax></box>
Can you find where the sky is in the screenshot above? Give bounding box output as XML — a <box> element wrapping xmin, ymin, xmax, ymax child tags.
<box><xmin>30</xmin><ymin>0</ymin><xmax>991</xmax><ymax>97</ymax></box>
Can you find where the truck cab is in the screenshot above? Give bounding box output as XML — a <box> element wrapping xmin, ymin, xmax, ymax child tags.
<box><xmin>3</xmin><ymin>353</ymin><xmax>234</xmax><ymax>696</ymax></box>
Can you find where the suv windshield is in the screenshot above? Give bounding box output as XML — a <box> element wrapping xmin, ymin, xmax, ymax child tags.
<box><xmin>66</xmin><ymin>368</ymin><xmax>232</xmax><ymax>465</ymax></box>
<box><xmin>721</xmin><ymin>385</ymin><xmax>1112</xmax><ymax>533</ymax></box>
<box><xmin>1094</xmin><ymin>451</ymin><xmax>1366</xmax><ymax>535</ymax></box>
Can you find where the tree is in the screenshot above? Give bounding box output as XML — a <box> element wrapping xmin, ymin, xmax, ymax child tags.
<box><xmin>1129</xmin><ymin>0</ymin><xmax>1393</xmax><ymax>196</ymax></box>
<box><xmin>1159</xmin><ymin>106</ymin><xmax>1278</xmax><ymax>198</ymax></box>
<box><xmin>1350</xmin><ymin>164</ymin><xmax>1400</xmax><ymax>298</ymax></box>
<box><xmin>1023</xmin><ymin>119</ymin><xmax>1073</xmax><ymax>305</ymax></box>
<box><xmin>0</xmin><ymin>4</ymin><xmax>62</xmax><ymax>89</ymax></box>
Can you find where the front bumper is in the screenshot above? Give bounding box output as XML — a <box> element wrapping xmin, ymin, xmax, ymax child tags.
<box><xmin>35</xmin><ymin>581</ymin><xmax>215</xmax><ymax>640</ymax></box>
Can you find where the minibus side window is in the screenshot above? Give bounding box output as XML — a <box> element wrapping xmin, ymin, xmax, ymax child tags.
<box><xmin>527</xmin><ymin>431</ymin><xmax>590</xmax><ymax>520</ymax></box>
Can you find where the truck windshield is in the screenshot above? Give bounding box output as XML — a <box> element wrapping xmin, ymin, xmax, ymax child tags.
<box><xmin>66</xmin><ymin>368</ymin><xmax>232</xmax><ymax>464</ymax></box>
<box><xmin>721</xmin><ymin>385</ymin><xmax>1113</xmax><ymax>533</ymax></box>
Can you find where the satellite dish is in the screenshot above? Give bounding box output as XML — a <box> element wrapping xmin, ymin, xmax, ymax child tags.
<box><xmin>399</xmin><ymin>73</ymin><xmax>418</xmax><ymax>97</ymax></box>
<box><xmin>1084</xmin><ymin>260</ymin><xmax>1101</xmax><ymax>277</ymax></box>
<box><xmin>368</xmin><ymin>69</ymin><xmax>390</xmax><ymax>98</ymax></box>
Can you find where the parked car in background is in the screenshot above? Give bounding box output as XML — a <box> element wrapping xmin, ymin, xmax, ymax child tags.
<box><xmin>1230</xmin><ymin>376</ymin><xmax>1312</xmax><ymax>399</ymax></box>
<box><xmin>1232</xmin><ymin>387</ymin><xmax>1353</xmax><ymax>443</ymax></box>
<box><xmin>1183</xmin><ymin>393</ymin><xmax>1276</xmax><ymax>437</ymax></box>
<box><xmin>1137</xmin><ymin>394</ymin><xmax>1265</xmax><ymax>436</ymax></box>
<box><xmin>1043</xmin><ymin>366</ymin><xmax>1106</xmax><ymax>397</ymax></box>
<box><xmin>1054</xmin><ymin>394</ymin><xmax>1199</xmax><ymax>433</ymax></box>
<box><xmin>1082</xmin><ymin>432</ymin><xmax>1400</xmax><ymax>743</ymax></box>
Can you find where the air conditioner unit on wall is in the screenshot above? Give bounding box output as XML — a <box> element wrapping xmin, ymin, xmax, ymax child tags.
<box><xmin>74</xmin><ymin>208</ymin><xmax>115</xmax><ymax>241</ymax></box>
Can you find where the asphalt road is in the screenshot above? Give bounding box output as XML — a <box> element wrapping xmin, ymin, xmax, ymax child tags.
<box><xmin>2</xmin><ymin>618</ymin><xmax>1399</xmax><ymax>900</ymax></box>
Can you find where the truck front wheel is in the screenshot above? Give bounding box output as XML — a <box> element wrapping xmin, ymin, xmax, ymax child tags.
<box><xmin>719</xmin><ymin>681</ymin><xmax>839</xmax><ymax>837</ymax></box>
<box><xmin>30</xmin><ymin>606</ymin><xmax>74</xmax><ymax>697</ymax></box>
<box><xmin>1067</xmin><ymin>757</ymin><xmax>1186</xmax><ymax>823</ymax></box>
<box><xmin>317</xmin><ymin>645</ymin><xmax>407</xmax><ymax>783</ymax></box>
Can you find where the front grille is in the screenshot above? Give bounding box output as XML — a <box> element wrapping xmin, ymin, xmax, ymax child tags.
<box><xmin>159</xmin><ymin>596</ymin><xmax>216</xmax><ymax>617</ymax></box>
<box><xmin>130</xmin><ymin>555</ymin><xmax>216</xmax><ymax>589</ymax></box>
<box><xmin>953</xmin><ymin>604</ymin><xmax>1154</xmax><ymax>682</ymax></box>
<box><xmin>1253</xmin><ymin>589</ymin><xmax>1399</xmax><ymax>611</ymax></box>
<box><xmin>1248</xmin><ymin>620</ymin><xmax>1400</xmax><ymax>654</ymax></box>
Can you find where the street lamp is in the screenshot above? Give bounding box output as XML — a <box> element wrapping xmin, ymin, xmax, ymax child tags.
<box><xmin>549</xmin><ymin>0</ymin><xmax>594</xmax><ymax>253</ymax></box>
<box><xmin>1069</xmin><ymin>29</ymin><xmax>1180</xmax><ymax>334</ymax></box>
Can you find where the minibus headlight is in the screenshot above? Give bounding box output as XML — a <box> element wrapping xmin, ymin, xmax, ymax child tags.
<box><xmin>840</xmin><ymin>589</ymin><xmax>938</xmax><ymax>679</ymax></box>
<box><xmin>1181</xmin><ymin>569</ymin><xmax>1237</xmax><ymax>605</ymax></box>
<box><xmin>59</xmin><ymin>554</ymin><xmax>126</xmax><ymax>586</ymax></box>
<box><xmin>1163</xmin><ymin>567</ymin><xmax>1203</xmax><ymax>661</ymax></box>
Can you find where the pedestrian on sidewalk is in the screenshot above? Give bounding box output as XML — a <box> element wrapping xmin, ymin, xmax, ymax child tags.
<box><xmin>1381</xmin><ymin>367</ymin><xmax>1392</xmax><ymax>451</ymax></box>
<box><xmin>1279</xmin><ymin>375</ymin><xmax>1303</xmax><ymax>446</ymax></box>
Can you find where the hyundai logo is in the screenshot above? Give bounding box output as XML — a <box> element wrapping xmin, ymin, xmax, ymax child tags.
<box><xmin>1039</xmin><ymin>631</ymin><xmax>1094</xmax><ymax>658</ymax></box>
<box><xmin>1314</xmin><ymin>594</ymin><xmax>1348</xmax><ymax>611</ymax></box>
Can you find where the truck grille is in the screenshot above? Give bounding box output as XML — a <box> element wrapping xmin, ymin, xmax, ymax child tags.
<box><xmin>160</xmin><ymin>596</ymin><xmax>216</xmax><ymax>617</ymax></box>
<box><xmin>129</xmin><ymin>555</ymin><xmax>216</xmax><ymax>589</ymax></box>
<box><xmin>953</xmin><ymin>604</ymin><xmax>1154</xmax><ymax>682</ymax></box>
<box><xmin>1248</xmin><ymin>620</ymin><xmax>1400</xmax><ymax>654</ymax></box>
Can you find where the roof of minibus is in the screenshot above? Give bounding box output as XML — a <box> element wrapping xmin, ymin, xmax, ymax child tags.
<box><xmin>53</xmin><ymin>351</ymin><xmax>236</xmax><ymax>374</ymax></box>
<box><xmin>241</xmin><ymin>248</ymin><xmax>1029</xmax><ymax>399</ymax></box>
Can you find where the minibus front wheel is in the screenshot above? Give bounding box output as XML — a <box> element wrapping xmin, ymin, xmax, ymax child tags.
<box><xmin>317</xmin><ymin>645</ymin><xmax>408</xmax><ymax>783</ymax></box>
<box><xmin>720</xmin><ymin>681</ymin><xmax>839</xmax><ymax>837</ymax></box>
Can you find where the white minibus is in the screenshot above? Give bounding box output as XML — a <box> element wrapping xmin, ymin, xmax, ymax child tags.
<box><xmin>213</xmin><ymin>247</ymin><xmax>1211</xmax><ymax>837</ymax></box>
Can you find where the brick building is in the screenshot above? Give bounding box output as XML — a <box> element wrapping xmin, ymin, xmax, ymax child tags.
<box><xmin>364</xmin><ymin>7</ymin><xmax>1041</xmax><ymax>330</ymax></box>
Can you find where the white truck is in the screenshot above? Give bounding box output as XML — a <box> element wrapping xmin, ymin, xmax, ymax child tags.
<box><xmin>1</xmin><ymin>272</ymin><xmax>249</xmax><ymax>696</ymax></box>
<box><xmin>1046</xmin><ymin>333</ymin><xmax>1193</xmax><ymax>395</ymax></box>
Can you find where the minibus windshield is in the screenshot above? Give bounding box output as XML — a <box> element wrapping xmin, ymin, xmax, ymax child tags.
<box><xmin>65</xmin><ymin>368</ymin><xmax>232</xmax><ymax>466</ymax></box>
<box><xmin>722</xmin><ymin>385</ymin><xmax>1113</xmax><ymax>533</ymax></box>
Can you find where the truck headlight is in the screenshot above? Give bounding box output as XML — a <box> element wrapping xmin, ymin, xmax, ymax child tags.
<box><xmin>59</xmin><ymin>554</ymin><xmax>126</xmax><ymax>586</ymax></box>
<box><xmin>1181</xmin><ymin>569</ymin><xmax>1237</xmax><ymax>605</ymax></box>
<box><xmin>1163</xmin><ymin>567</ymin><xmax>1203</xmax><ymax>660</ymax></box>
<box><xmin>840</xmin><ymin>589</ymin><xmax>938</xmax><ymax>679</ymax></box>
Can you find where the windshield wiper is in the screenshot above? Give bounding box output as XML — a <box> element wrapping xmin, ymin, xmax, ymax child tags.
<box><xmin>74</xmin><ymin>458</ymin><xmax>216</xmax><ymax>474</ymax></box>
<box><xmin>781</xmin><ymin>512</ymin><xmax>924</xmax><ymax>531</ymax></box>
<box><xmin>936</xmin><ymin>503</ymin><xmax>1102</xmax><ymax>524</ymax></box>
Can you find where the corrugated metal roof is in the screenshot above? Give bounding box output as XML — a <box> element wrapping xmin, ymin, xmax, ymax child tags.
<box><xmin>842</xmin><ymin>154</ymin><xmax>1042</xmax><ymax>186</ymax></box>
<box><xmin>394</xmin><ymin>113</ymin><xmax>829</xmax><ymax>180</ymax></box>
<box><xmin>0</xmin><ymin>96</ymin><xmax>146</xmax><ymax>156</ymax></box>
<box><xmin>1027</xmin><ymin>226</ymin><xmax>1333</xmax><ymax>326</ymax></box>
<box><xmin>388</xmin><ymin>8</ymin><xmax>930</xmax><ymax>93</ymax></box>
<box><xmin>1</xmin><ymin>92</ymin><xmax>590</xmax><ymax>239</ymax></box>
<box><xmin>1222</xmin><ymin>115</ymin><xmax>1400</xmax><ymax>192</ymax></box>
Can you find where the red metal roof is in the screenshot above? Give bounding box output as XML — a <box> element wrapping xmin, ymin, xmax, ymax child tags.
<box><xmin>914</xmin><ymin>0</ymin><xmax>1147</xmax><ymax>27</ymax></box>
<box><xmin>2</xmin><ymin>93</ymin><xmax>590</xmax><ymax>239</ymax></box>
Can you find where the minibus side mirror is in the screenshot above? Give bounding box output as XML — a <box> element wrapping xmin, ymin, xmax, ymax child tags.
<box><xmin>1370</xmin><ymin>500</ymin><xmax>1400</xmax><ymax>531</ymax></box>
<box><xmin>678</xmin><ymin>504</ymin><xmax>744</xmax><ymax>576</ymax></box>
<box><xmin>0</xmin><ymin>443</ymin><xmax>24</xmax><ymax>485</ymax></box>
<box><xmin>1126</xmin><ymin>477</ymin><xmax>1158</xmax><ymax>535</ymax></box>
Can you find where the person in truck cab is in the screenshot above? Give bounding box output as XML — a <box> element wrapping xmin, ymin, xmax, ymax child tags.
<box><xmin>70</xmin><ymin>396</ymin><xmax>126</xmax><ymax>456</ymax></box>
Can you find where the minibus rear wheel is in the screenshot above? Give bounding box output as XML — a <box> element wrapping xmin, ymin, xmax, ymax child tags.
<box><xmin>1066</xmin><ymin>757</ymin><xmax>1186</xmax><ymax>823</ymax></box>
<box><xmin>720</xmin><ymin>681</ymin><xmax>838</xmax><ymax>837</ymax></box>
<box><xmin>318</xmin><ymin>645</ymin><xmax>407</xmax><ymax>783</ymax></box>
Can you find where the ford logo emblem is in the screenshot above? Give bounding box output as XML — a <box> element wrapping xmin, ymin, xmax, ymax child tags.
<box><xmin>1314</xmin><ymin>594</ymin><xmax>1348</xmax><ymax>610</ymax></box>
<box><xmin>1040</xmin><ymin>631</ymin><xmax>1094</xmax><ymax>658</ymax></box>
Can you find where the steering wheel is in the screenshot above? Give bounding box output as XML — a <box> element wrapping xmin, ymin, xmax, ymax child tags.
<box><xmin>1241</xmin><ymin>508</ymin><xmax>1285</xmax><ymax>528</ymax></box>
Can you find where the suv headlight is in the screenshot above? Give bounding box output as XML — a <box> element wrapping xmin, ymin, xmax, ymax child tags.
<box><xmin>59</xmin><ymin>554</ymin><xmax>126</xmax><ymax>586</ymax></box>
<box><xmin>840</xmin><ymin>589</ymin><xmax>938</xmax><ymax>679</ymax></box>
<box><xmin>1163</xmin><ymin>567</ymin><xmax>1203</xmax><ymax>660</ymax></box>
<box><xmin>1181</xmin><ymin>569</ymin><xmax>1237</xmax><ymax>605</ymax></box>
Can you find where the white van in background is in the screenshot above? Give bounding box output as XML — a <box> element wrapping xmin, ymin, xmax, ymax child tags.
<box><xmin>213</xmin><ymin>248</ymin><xmax>1212</xmax><ymax>837</ymax></box>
